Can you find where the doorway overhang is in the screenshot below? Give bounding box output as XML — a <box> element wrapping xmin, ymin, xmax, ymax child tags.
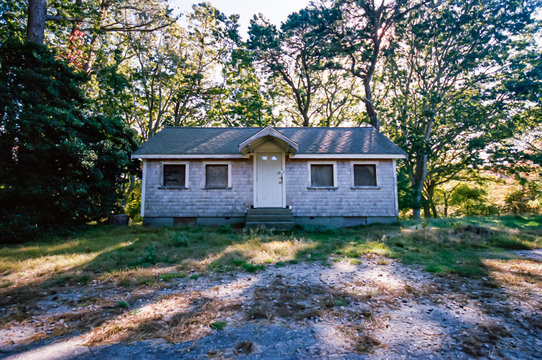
<box><xmin>239</xmin><ymin>126</ymin><xmax>299</xmax><ymax>156</ymax></box>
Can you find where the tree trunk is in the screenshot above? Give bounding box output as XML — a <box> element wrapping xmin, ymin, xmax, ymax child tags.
<box><xmin>302</xmin><ymin>112</ymin><xmax>310</xmax><ymax>127</ymax></box>
<box><xmin>411</xmin><ymin>154</ymin><xmax>428</xmax><ymax>220</ymax></box>
<box><xmin>425</xmin><ymin>184</ymin><xmax>439</xmax><ymax>218</ymax></box>
<box><xmin>430</xmin><ymin>201</ymin><xmax>439</xmax><ymax>218</ymax></box>
<box><xmin>363</xmin><ymin>79</ymin><xmax>380</xmax><ymax>130</ymax></box>
<box><xmin>27</xmin><ymin>0</ymin><xmax>47</xmax><ymax>44</ymax></box>
<box><xmin>422</xmin><ymin>199</ymin><xmax>431</xmax><ymax>219</ymax></box>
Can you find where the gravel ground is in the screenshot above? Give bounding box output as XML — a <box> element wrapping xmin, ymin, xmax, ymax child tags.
<box><xmin>1</xmin><ymin>252</ymin><xmax>541</xmax><ymax>360</ymax></box>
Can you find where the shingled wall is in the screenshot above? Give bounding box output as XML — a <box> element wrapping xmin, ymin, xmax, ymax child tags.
<box><xmin>142</xmin><ymin>158</ymin><xmax>398</xmax><ymax>226</ymax></box>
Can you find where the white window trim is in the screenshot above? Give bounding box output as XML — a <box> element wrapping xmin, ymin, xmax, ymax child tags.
<box><xmin>203</xmin><ymin>161</ymin><xmax>232</xmax><ymax>189</ymax></box>
<box><xmin>350</xmin><ymin>161</ymin><xmax>380</xmax><ymax>189</ymax></box>
<box><xmin>160</xmin><ymin>161</ymin><xmax>190</xmax><ymax>188</ymax></box>
<box><xmin>307</xmin><ymin>161</ymin><xmax>338</xmax><ymax>189</ymax></box>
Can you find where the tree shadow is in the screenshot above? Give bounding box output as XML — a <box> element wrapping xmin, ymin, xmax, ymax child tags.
<box><xmin>2</xmin><ymin>219</ymin><xmax>541</xmax><ymax>358</ymax></box>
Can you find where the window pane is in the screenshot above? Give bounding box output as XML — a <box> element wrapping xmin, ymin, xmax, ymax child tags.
<box><xmin>163</xmin><ymin>165</ymin><xmax>186</xmax><ymax>187</ymax></box>
<box><xmin>354</xmin><ymin>165</ymin><xmax>376</xmax><ymax>186</ymax></box>
<box><xmin>311</xmin><ymin>165</ymin><xmax>333</xmax><ymax>187</ymax></box>
<box><xmin>206</xmin><ymin>165</ymin><xmax>228</xmax><ymax>188</ymax></box>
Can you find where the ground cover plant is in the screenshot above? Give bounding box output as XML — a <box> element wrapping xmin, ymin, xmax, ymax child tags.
<box><xmin>0</xmin><ymin>216</ymin><xmax>540</xmax><ymax>291</ymax></box>
<box><xmin>0</xmin><ymin>215</ymin><xmax>540</xmax><ymax>358</ymax></box>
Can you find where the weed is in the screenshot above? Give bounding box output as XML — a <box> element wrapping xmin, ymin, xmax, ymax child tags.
<box><xmin>189</xmin><ymin>274</ymin><xmax>199</xmax><ymax>280</ymax></box>
<box><xmin>116</xmin><ymin>300</ymin><xmax>130</xmax><ymax>309</ymax></box>
<box><xmin>174</xmin><ymin>235</ymin><xmax>190</xmax><ymax>247</ymax></box>
<box><xmin>142</xmin><ymin>246</ymin><xmax>156</xmax><ymax>264</ymax></box>
<box><xmin>231</xmin><ymin>259</ymin><xmax>265</xmax><ymax>273</ymax></box>
<box><xmin>218</xmin><ymin>225</ymin><xmax>233</xmax><ymax>234</ymax></box>
<box><xmin>159</xmin><ymin>272</ymin><xmax>187</xmax><ymax>282</ymax></box>
<box><xmin>136</xmin><ymin>276</ymin><xmax>154</xmax><ymax>286</ymax></box>
<box><xmin>209</xmin><ymin>321</ymin><xmax>227</xmax><ymax>330</ymax></box>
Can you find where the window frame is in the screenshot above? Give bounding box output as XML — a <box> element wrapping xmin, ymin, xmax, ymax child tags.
<box><xmin>307</xmin><ymin>161</ymin><xmax>337</xmax><ymax>189</ymax></box>
<box><xmin>350</xmin><ymin>161</ymin><xmax>380</xmax><ymax>189</ymax></box>
<box><xmin>160</xmin><ymin>161</ymin><xmax>189</xmax><ymax>189</ymax></box>
<box><xmin>203</xmin><ymin>161</ymin><xmax>232</xmax><ymax>189</ymax></box>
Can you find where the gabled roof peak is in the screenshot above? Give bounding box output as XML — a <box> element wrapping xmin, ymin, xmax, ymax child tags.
<box><xmin>238</xmin><ymin>126</ymin><xmax>299</xmax><ymax>155</ymax></box>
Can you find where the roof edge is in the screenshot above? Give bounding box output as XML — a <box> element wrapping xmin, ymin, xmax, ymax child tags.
<box><xmin>131</xmin><ymin>153</ymin><xmax>407</xmax><ymax>160</ymax></box>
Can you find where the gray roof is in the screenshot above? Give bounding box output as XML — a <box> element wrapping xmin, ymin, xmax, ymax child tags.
<box><xmin>132</xmin><ymin>127</ymin><xmax>407</xmax><ymax>157</ymax></box>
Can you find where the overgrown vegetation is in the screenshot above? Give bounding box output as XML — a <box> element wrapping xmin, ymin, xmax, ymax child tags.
<box><xmin>0</xmin><ymin>216</ymin><xmax>539</xmax><ymax>293</ymax></box>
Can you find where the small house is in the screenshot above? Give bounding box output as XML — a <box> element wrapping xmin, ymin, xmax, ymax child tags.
<box><xmin>131</xmin><ymin>126</ymin><xmax>407</xmax><ymax>229</ymax></box>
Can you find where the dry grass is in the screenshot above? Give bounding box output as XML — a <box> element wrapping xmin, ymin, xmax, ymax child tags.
<box><xmin>85</xmin><ymin>291</ymin><xmax>242</xmax><ymax>344</ymax></box>
<box><xmin>483</xmin><ymin>258</ymin><xmax>542</xmax><ymax>295</ymax></box>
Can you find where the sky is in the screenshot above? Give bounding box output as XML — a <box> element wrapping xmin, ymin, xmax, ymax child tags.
<box><xmin>168</xmin><ymin>0</ymin><xmax>313</xmax><ymax>36</ymax></box>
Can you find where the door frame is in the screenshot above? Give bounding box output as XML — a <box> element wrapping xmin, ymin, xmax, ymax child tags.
<box><xmin>253</xmin><ymin>151</ymin><xmax>286</xmax><ymax>208</ymax></box>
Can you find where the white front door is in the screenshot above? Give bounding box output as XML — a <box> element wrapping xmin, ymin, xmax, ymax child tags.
<box><xmin>255</xmin><ymin>152</ymin><xmax>284</xmax><ymax>208</ymax></box>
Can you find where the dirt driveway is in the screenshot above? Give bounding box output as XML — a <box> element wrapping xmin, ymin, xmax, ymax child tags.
<box><xmin>1</xmin><ymin>250</ymin><xmax>541</xmax><ymax>360</ymax></box>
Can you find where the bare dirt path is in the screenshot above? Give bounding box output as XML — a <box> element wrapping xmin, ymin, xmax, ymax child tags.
<box><xmin>1</xmin><ymin>252</ymin><xmax>541</xmax><ymax>359</ymax></box>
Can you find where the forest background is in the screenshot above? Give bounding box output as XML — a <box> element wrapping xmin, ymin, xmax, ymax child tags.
<box><xmin>0</xmin><ymin>0</ymin><xmax>540</xmax><ymax>241</ymax></box>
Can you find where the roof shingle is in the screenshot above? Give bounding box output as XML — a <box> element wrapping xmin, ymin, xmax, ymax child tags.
<box><xmin>132</xmin><ymin>127</ymin><xmax>407</xmax><ymax>157</ymax></box>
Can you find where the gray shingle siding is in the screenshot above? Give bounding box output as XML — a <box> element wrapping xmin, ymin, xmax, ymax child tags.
<box><xmin>143</xmin><ymin>159</ymin><xmax>252</xmax><ymax>217</ymax></box>
<box><xmin>142</xmin><ymin>158</ymin><xmax>398</xmax><ymax>218</ymax></box>
<box><xmin>286</xmin><ymin>160</ymin><xmax>397</xmax><ymax>217</ymax></box>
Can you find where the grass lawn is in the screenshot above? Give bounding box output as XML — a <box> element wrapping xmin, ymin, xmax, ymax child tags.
<box><xmin>0</xmin><ymin>215</ymin><xmax>540</xmax><ymax>291</ymax></box>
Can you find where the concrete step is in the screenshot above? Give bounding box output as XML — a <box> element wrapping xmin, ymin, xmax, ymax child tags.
<box><xmin>246</xmin><ymin>208</ymin><xmax>293</xmax><ymax>216</ymax></box>
<box><xmin>246</xmin><ymin>222</ymin><xmax>294</xmax><ymax>231</ymax></box>
<box><xmin>246</xmin><ymin>214</ymin><xmax>294</xmax><ymax>223</ymax></box>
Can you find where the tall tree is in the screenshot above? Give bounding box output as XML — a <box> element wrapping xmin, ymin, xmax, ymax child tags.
<box><xmin>382</xmin><ymin>0</ymin><xmax>539</xmax><ymax>219</ymax></box>
<box><xmin>320</xmin><ymin>0</ymin><xmax>424</xmax><ymax>130</ymax></box>
<box><xmin>249</xmin><ymin>8</ymin><xmax>351</xmax><ymax>127</ymax></box>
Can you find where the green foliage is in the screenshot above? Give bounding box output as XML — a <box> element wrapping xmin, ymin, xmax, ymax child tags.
<box><xmin>0</xmin><ymin>0</ymin><xmax>26</xmax><ymax>45</ymax></box>
<box><xmin>380</xmin><ymin>0</ymin><xmax>540</xmax><ymax>218</ymax></box>
<box><xmin>449</xmin><ymin>184</ymin><xmax>490</xmax><ymax>217</ymax></box>
<box><xmin>116</xmin><ymin>300</ymin><xmax>130</xmax><ymax>308</ymax></box>
<box><xmin>231</xmin><ymin>259</ymin><xmax>265</xmax><ymax>273</ymax></box>
<box><xmin>209</xmin><ymin>320</ymin><xmax>227</xmax><ymax>330</ymax></box>
<box><xmin>142</xmin><ymin>246</ymin><xmax>156</xmax><ymax>264</ymax></box>
<box><xmin>159</xmin><ymin>271</ymin><xmax>187</xmax><ymax>281</ymax></box>
<box><xmin>0</xmin><ymin>41</ymin><xmax>137</xmax><ymax>242</ymax></box>
<box><xmin>124</xmin><ymin>180</ymin><xmax>141</xmax><ymax>222</ymax></box>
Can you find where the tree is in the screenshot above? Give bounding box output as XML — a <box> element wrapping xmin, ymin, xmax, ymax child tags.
<box><xmin>381</xmin><ymin>0</ymin><xmax>539</xmax><ymax>219</ymax></box>
<box><xmin>249</xmin><ymin>8</ymin><xmax>357</xmax><ymax>127</ymax></box>
<box><xmin>207</xmin><ymin>48</ymin><xmax>276</xmax><ymax>126</ymax></box>
<box><xmin>0</xmin><ymin>41</ymin><xmax>137</xmax><ymax>242</ymax></box>
<box><xmin>318</xmin><ymin>0</ymin><xmax>425</xmax><ymax>130</ymax></box>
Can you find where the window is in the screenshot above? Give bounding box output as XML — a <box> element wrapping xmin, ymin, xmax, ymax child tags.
<box><xmin>205</xmin><ymin>164</ymin><xmax>229</xmax><ymax>188</ymax></box>
<box><xmin>353</xmin><ymin>164</ymin><xmax>377</xmax><ymax>186</ymax></box>
<box><xmin>310</xmin><ymin>164</ymin><xmax>334</xmax><ymax>187</ymax></box>
<box><xmin>163</xmin><ymin>164</ymin><xmax>187</xmax><ymax>187</ymax></box>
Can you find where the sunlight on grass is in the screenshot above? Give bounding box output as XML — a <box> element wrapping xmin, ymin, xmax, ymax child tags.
<box><xmin>206</xmin><ymin>236</ymin><xmax>318</xmax><ymax>272</ymax></box>
<box><xmin>0</xmin><ymin>216</ymin><xmax>541</xmax><ymax>292</ymax></box>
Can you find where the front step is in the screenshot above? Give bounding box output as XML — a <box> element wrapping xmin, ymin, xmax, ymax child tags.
<box><xmin>245</xmin><ymin>208</ymin><xmax>294</xmax><ymax>230</ymax></box>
